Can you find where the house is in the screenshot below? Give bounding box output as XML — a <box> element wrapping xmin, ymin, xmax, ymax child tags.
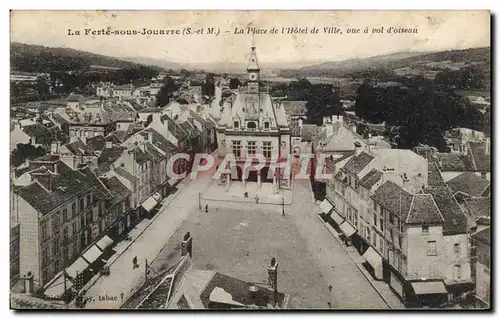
<box><xmin>11</xmin><ymin>158</ymin><xmax>108</xmax><ymax>288</ymax></box>
<box><xmin>10</xmin><ymin>122</ymin><xmax>55</xmax><ymax>152</ymax></box>
<box><xmin>51</xmin><ymin>137</ymin><xmax>99</xmax><ymax>170</ymax></box>
<box><xmin>471</xmin><ymin>227</ymin><xmax>490</xmax><ymax>309</ymax></box>
<box><xmin>11</xmin><ymin>222</ymin><xmax>20</xmax><ymax>287</ymax></box>
<box><xmin>446</xmin><ymin>172</ymin><xmax>490</xmax><ymax>202</ymax></box>
<box><xmin>463</xmin><ymin>197</ymin><xmax>490</xmax><ymax>233</ymax></box>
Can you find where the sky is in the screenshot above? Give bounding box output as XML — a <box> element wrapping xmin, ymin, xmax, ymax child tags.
<box><xmin>10</xmin><ymin>10</ymin><xmax>490</xmax><ymax>65</ymax></box>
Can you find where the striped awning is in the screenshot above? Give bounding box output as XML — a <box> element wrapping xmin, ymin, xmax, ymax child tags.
<box><xmin>96</xmin><ymin>235</ymin><xmax>114</xmax><ymax>251</ymax></box>
<box><xmin>411</xmin><ymin>281</ymin><xmax>448</xmax><ymax>295</ymax></box>
<box><xmin>319</xmin><ymin>199</ymin><xmax>333</xmax><ymax>214</ymax></box>
<box><xmin>66</xmin><ymin>257</ymin><xmax>90</xmax><ymax>279</ymax></box>
<box><xmin>331</xmin><ymin>211</ymin><xmax>345</xmax><ymax>225</ymax></box>
<box><xmin>82</xmin><ymin>245</ymin><xmax>104</xmax><ymax>264</ymax></box>
<box><xmin>339</xmin><ymin>221</ymin><xmax>357</xmax><ymax>238</ymax></box>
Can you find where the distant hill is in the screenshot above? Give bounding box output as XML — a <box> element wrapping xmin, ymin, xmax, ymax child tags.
<box><xmin>10</xmin><ymin>42</ymin><xmax>162</xmax><ymax>73</ymax></box>
<box><xmin>278</xmin><ymin>47</ymin><xmax>490</xmax><ymax>78</ymax></box>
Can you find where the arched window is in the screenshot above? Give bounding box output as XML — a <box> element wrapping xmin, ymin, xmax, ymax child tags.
<box><xmin>247</xmin><ymin>122</ymin><xmax>257</xmax><ymax>129</ymax></box>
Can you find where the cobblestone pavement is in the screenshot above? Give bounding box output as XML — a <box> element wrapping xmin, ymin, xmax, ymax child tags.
<box><xmin>288</xmin><ymin>181</ymin><xmax>389</xmax><ymax>309</ymax></box>
<box><xmin>83</xmin><ymin>172</ymin><xmax>214</xmax><ymax>309</ymax></box>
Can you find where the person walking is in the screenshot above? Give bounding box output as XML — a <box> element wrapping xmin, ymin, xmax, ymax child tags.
<box><xmin>205</xmin><ymin>204</ymin><xmax>208</xmax><ymax>213</ymax></box>
<box><xmin>133</xmin><ymin>256</ymin><xmax>138</xmax><ymax>269</ymax></box>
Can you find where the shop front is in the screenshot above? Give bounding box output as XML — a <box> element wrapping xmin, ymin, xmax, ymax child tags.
<box><xmin>338</xmin><ymin>220</ymin><xmax>357</xmax><ymax>246</ymax></box>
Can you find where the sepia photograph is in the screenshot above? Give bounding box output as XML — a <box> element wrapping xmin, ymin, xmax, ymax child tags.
<box><xmin>8</xmin><ymin>10</ymin><xmax>491</xmax><ymax>310</ymax></box>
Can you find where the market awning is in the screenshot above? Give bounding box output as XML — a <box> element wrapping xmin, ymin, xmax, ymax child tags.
<box><xmin>66</xmin><ymin>257</ymin><xmax>90</xmax><ymax>279</ymax></box>
<box><xmin>362</xmin><ymin>246</ymin><xmax>383</xmax><ymax>269</ymax></box>
<box><xmin>82</xmin><ymin>245</ymin><xmax>104</xmax><ymax>264</ymax></box>
<box><xmin>331</xmin><ymin>211</ymin><xmax>345</xmax><ymax>225</ymax></box>
<box><xmin>411</xmin><ymin>281</ymin><xmax>448</xmax><ymax>295</ymax></box>
<box><xmin>96</xmin><ymin>235</ymin><xmax>114</xmax><ymax>251</ymax></box>
<box><xmin>43</xmin><ymin>273</ymin><xmax>73</xmax><ymax>298</ymax></box>
<box><xmin>141</xmin><ymin>196</ymin><xmax>158</xmax><ymax>212</ymax></box>
<box><xmin>339</xmin><ymin>221</ymin><xmax>357</xmax><ymax>238</ymax></box>
<box><xmin>319</xmin><ymin>199</ymin><xmax>333</xmax><ymax>214</ymax></box>
<box><xmin>168</xmin><ymin>178</ymin><xmax>177</xmax><ymax>186</ymax></box>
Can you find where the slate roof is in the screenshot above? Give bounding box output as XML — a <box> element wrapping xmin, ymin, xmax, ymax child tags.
<box><xmin>133</xmin><ymin>147</ymin><xmax>151</xmax><ymax>165</ymax></box>
<box><xmin>464</xmin><ymin>197</ymin><xmax>491</xmax><ymax>219</ymax></box>
<box><xmin>161</xmin><ymin>115</ymin><xmax>189</xmax><ymax>141</ymax></box>
<box><xmin>137</xmin><ymin>108</ymin><xmax>163</xmax><ymax>113</ymax></box>
<box><xmin>424</xmin><ymin>187</ymin><xmax>468</xmax><ymax>235</ymax></box>
<box><xmin>428</xmin><ymin>162</ymin><xmax>446</xmax><ymax>187</ymax></box>
<box><xmin>447</xmin><ymin>172</ymin><xmax>490</xmax><ymax>197</ymax></box>
<box><xmin>14</xmin><ymin>161</ymin><xmax>102</xmax><ymax>215</ymax></box>
<box><xmin>188</xmin><ymin>109</ymin><xmax>208</xmax><ymax>126</ymax></box>
<box><xmin>472</xmin><ymin>227</ymin><xmax>490</xmax><ymax>244</ymax></box>
<box><xmin>180</xmin><ymin>120</ymin><xmax>200</xmax><ymax>137</ymax></box>
<box><xmin>140</xmin><ymin>128</ymin><xmax>177</xmax><ymax>154</ymax></box>
<box><xmin>468</xmin><ymin>141</ymin><xmax>491</xmax><ymax>171</ymax></box>
<box><xmin>371</xmin><ymin>181</ymin><xmax>413</xmax><ymax>221</ymax></box>
<box><xmin>405</xmin><ymin>194</ymin><xmax>444</xmax><ymax>225</ymax></box>
<box><xmin>436</xmin><ymin>153</ymin><xmax>474</xmax><ymax>172</ymax></box>
<box><xmin>358</xmin><ymin>169</ymin><xmax>383</xmax><ymax>190</ymax></box>
<box><xmin>51</xmin><ymin>113</ymin><xmax>69</xmax><ymax>125</ymax></box>
<box><xmin>104</xmin><ymin>134</ymin><xmax>122</xmax><ymax>145</ymax></box>
<box><xmin>96</xmin><ymin>146</ymin><xmax>126</xmax><ymax>175</ymax></box>
<box><xmin>343</xmin><ymin>152</ymin><xmax>374</xmax><ymax>176</ymax></box>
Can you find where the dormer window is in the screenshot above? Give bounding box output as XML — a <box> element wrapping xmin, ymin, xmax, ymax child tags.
<box><xmin>234</xmin><ymin>121</ymin><xmax>239</xmax><ymax>128</ymax></box>
<box><xmin>264</xmin><ymin>121</ymin><xmax>270</xmax><ymax>129</ymax></box>
<box><xmin>247</xmin><ymin>121</ymin><xmax>257</xmax><ymax>130</ymax></box>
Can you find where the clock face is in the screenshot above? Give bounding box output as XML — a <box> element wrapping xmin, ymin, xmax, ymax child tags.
<box><xmin>249</xmin><ymin>73</ymin><xmax>257</xmax><ymax>81</ymax></box>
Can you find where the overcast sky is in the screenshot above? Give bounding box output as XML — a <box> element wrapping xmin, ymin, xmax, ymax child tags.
<box><xmin>10</xmin><ymin>11</ymin><xmax>490</xmax><ymax>65</ymax></box>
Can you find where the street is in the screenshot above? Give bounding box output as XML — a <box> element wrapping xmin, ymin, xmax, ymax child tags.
<box><xmin>288</xmin><ymin>180</ymin><xmax>389</xmax><ymax>309</ymax></box>
<box><xmin>83</xmin><ymin>171</ymin><xmax>214</xmax><ymax>309</ymax></box>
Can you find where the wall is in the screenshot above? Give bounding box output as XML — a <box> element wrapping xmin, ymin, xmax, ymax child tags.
<box><xmin>443</xmin><ymin>233</ymin><xmax>471</xmax><ymax>283</ymax></box>
<box><xmin>13</xmin><ymin>195</ymin><xmax>41</xmax><ymax>285</ymax></box>
<box><xmin>474</xmin><ymin>240</ymin><xmax>490</xmax><ymax>305</ymax></box>
<box><xmin>10</xmin><ymin>127</ymin><xmax>31</xmax><ymax>151</ymax></box>
<box><xmin>406</xmin><ymin>226</ymin><xmax>445</xmax><ymax>281</ymax></box>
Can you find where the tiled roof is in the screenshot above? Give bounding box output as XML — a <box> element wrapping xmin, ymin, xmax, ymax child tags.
<box><xmin>14</xmin><ymin>161</ymin><xmax>101</xmax><ymax>215</ymax></box>
<box><xmin>428</xmin><ymin>162</ymin><xmax>446</xmax><ymax>187</ymax></box>
<box><xmin>447</xmin><ymin>172</ymin><xmax>490</xmax><ymax>197</ymax></box>
<box><xmin>343</xmin><ymin>152</ymin><xmax>374</xmax><ymax>176</ymax></box>
<box><xmin>86</xmin><ymin>135</ymin><xmax>106</xmax><ymax>153</ymax></box>
<box><xmin>115</xmin><ymin>166</ymin><xmax>138</xmax><ymax>182</ymax></box>
<box><xmin>468</xmin><ymin>141</ymin><xmax>491</xmax><ymax>171</ymax></box>
<box><xmin>96</xmin><ymin>146</ymin><xmax>126</xmax><ymax>175</ymax></box>
<box><xmin>358</xmin><ymin>169</ymin><xmax>383</xmax><ymax>190</ymax></box>
<box><xmin>406</xmin><ymin>194</ymin><xmax>443</xmax><ymax>225</ymax></box>
<box><xmin>464</xmin><ymin>197</ymin><xmax>491</xmax><ymax>218</ymax></box>
<box><xmin>436</xmin><ymin>153</ymin><xmax>474</xmax><ymax>172</ymax></box>
<box><xmin>199</xmin><ymin>272</ymin><xmax>287</xmax><ymax>309</ymax></box>
<box><xmin>282</xmin><ymin>100</ymin><xmax>308</xmax><ymax>116</ymax></box>
<box><xmin>301</xmin><ymin>124</ymin><xmax>318</xmax><ymax>142</ymax></box>
<box><xmin>101</xmin><ymin>176</ymin><xmax>131</xmax><ymax>207</ymax></box>
<box><xmin>64</xmin><ymin>139</ymin><xmax>96</xmax><ymax>156</ymax></box>
<box><xmin>424</xmin><ymin>187</ymin><xmax>468</xmax><ymax>235</ymax></box>
<box><xmin>472</xmin><ymin>227</ymin><xmax>490</xmax><ymax>244</ymax></box>
<box><xmin>371</xmin><ymin>181</ymin><xmax>413</xmax><ymax>221</ymax></box>
<box><xmin>22</xmin><ymin>123</ymin><xmax>52</xmax><ymax>138</ymax></box>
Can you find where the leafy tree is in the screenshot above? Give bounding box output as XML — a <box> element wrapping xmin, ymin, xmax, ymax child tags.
<box><xmin>305</xmin><ymin>84</ymin><xmax>342</xmax><ymax>125</ymax></box>
<box><xmin>202</xmin><ymin>73</ymin><xmax>215</xmax><ymax>97</ymax></box>
<box><xmin>155</xmin><ymin>76</ymin><xmax>178</xmax><ymax>107</ymax></box>
<box><xmin>10</xmin><ymin>144</ymin><xmax>46</xmax><ymax>168</ymax></box>
<box><xmin>229</xmin><ymin>78</ymin><xmax>241</xmax><ymax>89</ymax></box>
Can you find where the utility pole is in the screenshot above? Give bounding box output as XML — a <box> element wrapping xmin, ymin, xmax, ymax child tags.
<box><xmin>198</xmin><ymin>192</ymin><xmax>202</xmax><ymax>210</ymax></box>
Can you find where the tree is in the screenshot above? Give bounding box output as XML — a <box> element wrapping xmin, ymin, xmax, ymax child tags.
<box><xmin>10</xmin><ymin>144</ymin><xmax>46</xmax><ymax>168</ymax></box>
<box><xmin>156</xmin><ymin>76</ymin><xmax>178</xmax><ymax>107</ymax></box>
<box><xmin>305</xmin><ymin>84</ymin><xmax>342</xmax><ymax>125</ymax></box>
<box><xmin>229</xmin><ymin>78</ymin><xmax>241</xmax><ymax>89</ymax></box>
<box><xmin>202</xmin><ymin>73</ymin><xmax>215</xmax><ymax>98</ymax></box>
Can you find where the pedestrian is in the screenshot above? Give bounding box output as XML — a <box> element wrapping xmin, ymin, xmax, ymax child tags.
<box><xmin>255</xmin><ymin>195</ymin><xmax>259</xmax><ymax>204</ymax></box>
<box><xmin>133</xmin><ymin>256</ymin><xmax>138</xmax><ymax>269</ymax></box>
<box><xmin>205</xmin><ymin>204</ymin><xmax>208</xmax><ymax>213</ymax></box>
<box><xmin>120</xmin><ymin>292</ymin><xmax>124</xmax><ymax>304</ymax></box>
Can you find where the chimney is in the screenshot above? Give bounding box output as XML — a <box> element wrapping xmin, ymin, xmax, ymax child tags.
<box><xmin>53</xmin><ymin>163</ymin><xmax>58</xmax><ymax>175</ymax></box>
<box><xmin>148</xmin><ymin>131</ymin><xmax>153</xmax><ymax>143</ymax></box>
<box><xmin>106</xmin><ymin>141</ymin><xmax>113</xmax><ymax>149</ymax></box>
<box><xmin>354</xmin><ymin>141</ymin><xmax>362</xmax><ymax>156</ymax></box>
<box><xmin>267</xmin><ymin>257</ymin><xmax>278</xmax><ymax>292</ymax></box>
<box><xmin>181</xmin><ymin>232</ymin><xmax>193</xmax><ymax>257</ymax></box>
<box><xmin>24</xmin><ymin>272</ymin><xmax>34</xmax><ymax>295</ymax></box>
<box><xmin>485</xmin><ymin>138</ymin><xmax>490</xmax><ymax>155</ymax></box>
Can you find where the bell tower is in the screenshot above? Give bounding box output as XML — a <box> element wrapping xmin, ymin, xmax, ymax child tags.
<box><xmin>246</xmin><ymin>37</ymin><xmax>260</xmax><ymax>93</ymax></box>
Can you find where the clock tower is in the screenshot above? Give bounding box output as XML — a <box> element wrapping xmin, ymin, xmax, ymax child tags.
<box><xmin>246</xmin><ymin>40</ymin><xmax>260</xmax><ymax>93</ymax></box>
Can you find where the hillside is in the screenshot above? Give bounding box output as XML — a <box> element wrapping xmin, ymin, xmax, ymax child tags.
<box><xmin>278</xmin><ymin>47</ymin><xmax>490</xmax><ymax>78</ymax></box>
<box><xmin>10</xmin><ymin>42</ymin><xmax>162</xmax><ymax>73</ymax></box>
